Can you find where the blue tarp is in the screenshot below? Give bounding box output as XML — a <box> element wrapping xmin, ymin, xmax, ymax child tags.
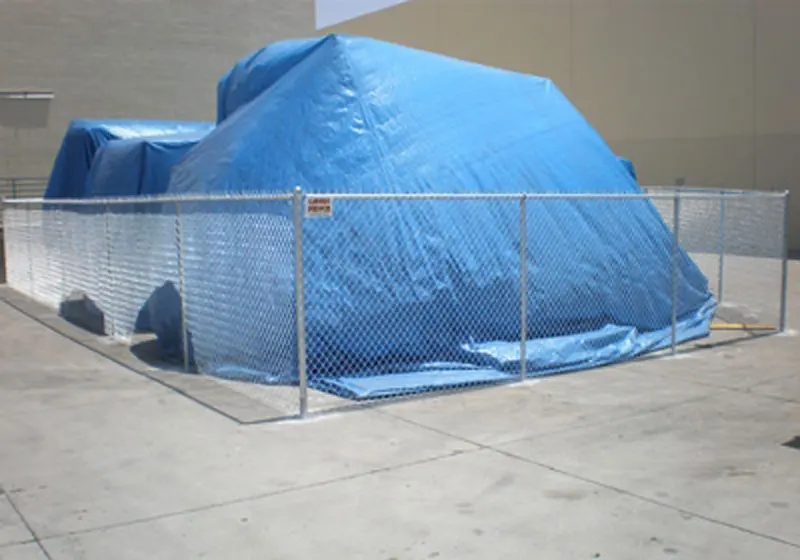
<box><xmin>44</xmin><ymin>119</ymin><xmax>214</xmax><ymax>199</ymax></box>
<box><xmin>217</xmin><ymin>38</ymin><xmax>326</xmax><ymax>123</ymax></box>
<box><xmin>163</xmin><ymin>34</ymin><xmax>716</xmax><ymax>399</ymax></box>
<box><xmin>618</xmin><ymin>157</ymin><xmax>638</xmax><ymax>181</ymax></box>
<box><xmin>84</xmin><ymin>129</ymin><xmax>212</xmax><ymax>198</ymax></box>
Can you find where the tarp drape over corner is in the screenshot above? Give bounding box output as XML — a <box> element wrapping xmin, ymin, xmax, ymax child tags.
<box><xmin>44</xmin><ymin>120</ymin><xmax>213</xmax><ymax>199</ymax></box>
<box><xmin>84</xmin><ymin>130</ymin><xmax>212</xmax><ymax>198</ymax></box>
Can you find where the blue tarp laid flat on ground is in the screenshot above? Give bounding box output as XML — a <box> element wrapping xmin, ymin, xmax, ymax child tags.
<box><xmin>162</xmin><ymin>34</ymin><xmax>715</xmax><ymax>398</ymax></box>
<box><xmin>44</xmin><ymin>119</ymin><xmax>214</xmax><ymax>199</ymax></box>
<box><xmin>84</xmin><ymin>129</ymin><xmax>213</xmax><ymax>198</ymax></box>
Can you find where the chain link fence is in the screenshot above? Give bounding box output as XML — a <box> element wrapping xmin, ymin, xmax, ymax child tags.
<box><xmin>1</xmin><ymin>189</ymin><xmax>790</xmax><ymax>419</ymax></box>
<box><xmin>646</xmin><ymin>187</ymin><xmax>789</xmax><ymax>329</ymax></box>
<box><xmin>0</xmin><ymin>178</ymin><xmax>48</xmax><ymax>283</ymax></box>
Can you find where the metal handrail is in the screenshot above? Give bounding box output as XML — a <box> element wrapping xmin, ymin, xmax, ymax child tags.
<box><xmin>0</xmin><ymin>177</ymin><xmax>48</xmax><ymax>200</ymax></box>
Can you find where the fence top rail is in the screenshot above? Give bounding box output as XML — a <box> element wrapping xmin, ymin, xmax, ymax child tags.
<box><xmin>1</xmin><ymin>192</ymin><xmax>296</xmax><ymax>206</ymax></box>
<box><xmin>0</xmin><ymin>188</ymin><xmax>788</xmax><ymax>206</ymax></box>
<box><xmin>643</xmin><ymin>185</ymin><xmax>787</xmax><ymax>196</ymax></box>
<box><xmin>310</xmin><ymin>190</ymin><xmax>788</xmax><ymax>201</ymax></box>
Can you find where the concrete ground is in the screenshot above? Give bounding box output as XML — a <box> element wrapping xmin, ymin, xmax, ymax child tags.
<box><xmin>0</xmin><ymin>267</ymin><xmax>799</xmax><ymax>559</ymax></box>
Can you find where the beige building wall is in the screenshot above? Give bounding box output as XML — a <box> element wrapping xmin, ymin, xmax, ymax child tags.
<box><xmin>332</xmin><ymin>0</ymin><xmax>800</xmax><ymax>249</ymax></box>
<box><xmin>0</xmin><ymin>0</ymin><xmax>316</xmax><ymax>179</ymax></box>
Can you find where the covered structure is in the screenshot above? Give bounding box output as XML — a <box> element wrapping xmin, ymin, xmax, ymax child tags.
<box><xmin>44</xmin><ymin>120</ymin><xmax>213</xmax><ymax>199</ymax></box>
<box><xmin>84</xmin><ymin>129</ymin><xmax>213</xmax><ymax>198</ymax></box>
<box><xmin>162</xmin><ymin>35</ymin><xmax>716</xmax><ymax>398</ymax></box>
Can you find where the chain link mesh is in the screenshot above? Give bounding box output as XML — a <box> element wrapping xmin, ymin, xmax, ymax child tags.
<box><xmin>179</xmin><ymin>198</ymin><xmax>299</xmax><ymax>416</ymax></box>
<box><xmin>648</xmin><ymin>187</ymin><xmax>787</xmax><ymax>328</ymax></box>
<box><xmin>2</xmin><ymin>197</ymin><xmax>300</xmax><ymax>416</ymax></box>
<box><xmin>1</xmin><ymin>189</ymin><xmax>790</xmax><ymax>419</ymax></box>
<box><xmin>715</xmin><ymin>194</ymin><xmax>786</xmax><ymax>328</ymax></box>
<box><xmin>59</xmin><ymin>205</ymin><xmax>107</xmax><ymax>312</ymax></box>
<box><xmin>525</xmin><ymin>197</ymin><xmax>678</xmax><ymax>342</ymax></box>
<box><xmin>104</xmin><ymin>203</ymin><xmax>179</xmax><ymax>341</ymax></box>
<box><xmin>303</xmin><ymin>198</ymin><xmax>522</xmax><ymax>413</ymax></box>
<box><xmin>4</xmin><ymin>203</ymin><xmax>32</xmax><ymax>294</ymax></box>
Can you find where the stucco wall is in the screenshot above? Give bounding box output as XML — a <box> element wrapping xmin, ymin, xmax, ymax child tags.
<box><xmin>0</xmin><ymin>0</ymin><xmax>315</xmax><ymax>177</ymax></box>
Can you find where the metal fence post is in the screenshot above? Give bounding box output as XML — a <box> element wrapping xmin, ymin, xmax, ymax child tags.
<box><xmin>293</xmin><ymin>187</ymin><xmax>309</xmax><ymax>418</ymax></box>
<box><xmin>519</xmin><ymin>194</ymin><xmax>528</xmax><ymax>381</ymax></box>
<box><xmin>25</xmin><ymin>203</ymin><xmax>34</xmax><ymax>297</ymax></box>
<box><xmin>717</xmin><ymin>189</ymin><xmax>726</xmax><ymax>303</ymax></box>
<box><xmin>0</xmin><ymin>199</ymin><xmax>5</xmax><ymax>279</ymax></box>
<box><xmin>671</xmin><ymin>192</ymin><xmax>681</xmax><ymax>355</ymax></box>
<box><xmin>57</xmin><ymin>204</ymin><xmax>66</xmax><ymax>299</ymax></box>
<box><xmin>779</xmin><ymin>190</ymin><xmax>791</xmax><ymax>332</ymax></box>
<box><xmin>11</xmin><ymin>179</ymin><xmax>17</xmax><ymax>199</ymax></box>
<box><xmin>175</xmin><ymin>201</ymin><xmax>191</xmax><ymax>372</ymax></box>
<box><xmin>103</xmin><ymin>203</ymin><xmax>116</xmax><ymax>337</ymax></box>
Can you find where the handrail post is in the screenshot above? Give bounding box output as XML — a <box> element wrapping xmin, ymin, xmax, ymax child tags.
<box><xmin>293</xmin><ymin>187</ymin><xmax>309</xmax><ymax>418</ymax></box>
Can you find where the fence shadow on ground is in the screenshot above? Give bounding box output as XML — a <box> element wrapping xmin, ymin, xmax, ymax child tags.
<box><xmin>631</xmin><ymin>328</ymin><xmax>776</xmax><ymax>366</ymax></box>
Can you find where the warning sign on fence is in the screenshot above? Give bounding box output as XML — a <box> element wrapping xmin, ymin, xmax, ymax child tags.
<box><xmin>305</xmin><ymin>196</ymin><xmax>333</xmax><ymax>218</ymax></box>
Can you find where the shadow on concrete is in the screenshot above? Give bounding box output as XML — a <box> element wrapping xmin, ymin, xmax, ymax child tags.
<box><xmin>59</xmin><ymin>291</ymin><xmax>106</xmax><ymax>335</ymax></box>
<box><xmin>54</xmin><ymin>281</ymin><xmax>194</xmax><ymax>371</ymax></box>
<box><xmin>134</xmin><ymin>281</ymin><xmax>194</xmax><ymax>368</ymax></box>
<box><xmin>130</xmin><ymin>335</ymin><xmax>184</xmax><ymax>371</ymax></box>
<box><xmin>783</xmin><ymin>436</ymin><xmax>800</xmax><ymax>451</ymax></box>
<box><xmin>0</xmin><ymin>286</ymin><xmax>289</xmax><ymax>424</ymax></box>
<box><xmin>631</xmin><ymin>326</ymin><xmax>775</xmax><ymax>366</ymax></box>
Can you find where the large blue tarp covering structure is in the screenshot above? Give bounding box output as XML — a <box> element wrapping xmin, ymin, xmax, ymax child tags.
<box><xmin>44</xmin><ymin>119</ymin><xmax>214</xmax><ymax>199</ymax></box>
<box><xmin>164</xmin><ymin>34</ymin><xmax>716</xmax><ymax>398</ymax></box>
<box><xmin>217</xmin><ymin>38</ymin><xmax>326</xmax><ymax>124</ymax></box>
<box><xmin>84</xmin><ymin>129</ymin><xmax>212</xmax><ymax>198</ymax></box>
